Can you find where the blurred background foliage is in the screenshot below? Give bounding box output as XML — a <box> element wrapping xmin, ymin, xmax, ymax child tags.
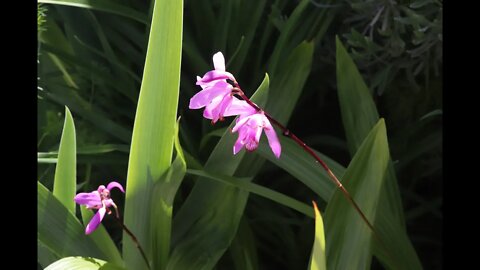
<box><xmin>37</xmin><ymin>0</ymin><xmax>442</xmax><ymax>269</ymax></box>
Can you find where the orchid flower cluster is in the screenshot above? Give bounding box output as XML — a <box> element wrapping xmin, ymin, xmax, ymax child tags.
<box><xmin>74</xmin><ymin>181</ymin><xmax>125</xmax><ymax>234</ymax></box>
<box><xmin>189</xmin><ymin>52</ymin><xmax>281</xmax><ymax>158</ymax></box>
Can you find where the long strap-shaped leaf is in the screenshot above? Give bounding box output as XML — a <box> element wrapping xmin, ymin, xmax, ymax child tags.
<box><xmin>52</xmin><ymin>106</ymin><xmax>76</xmax><ymax>214</ymax></box>
<box><xmin>122</xmin><ymin>0</ymin><xmax>183</xmax><ymax>269</ymax></box>
<box><xmin>45</xmin><ymin>256</ymin><xmax>126</xmax><ymax>270</ymax></box>
<box><xmin>336</xmin><ymin>37</ymin><xmax>422</xmax><ymax>270</ymax></box>
<box><xmin>324</xmin><ymin>119</ymin><xmax>389</xmax><ymax>270</ymax></box>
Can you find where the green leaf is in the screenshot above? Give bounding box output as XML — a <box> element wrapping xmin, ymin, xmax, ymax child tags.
<box><xmin>324</xmin><ymin>119</ymin><xmax>389</xmax><ymax>270</ymax></box>
<box><xmin>38</xmin><ymin>0</ymin><xmax>148</xmax><ymax>24</ymax></box>
<box><xmin>38</xmin><ymin>182</ymin><xmax>106</xmax><ymax>260</ymax></box>
<box><xmin>309</xmin><ymin>202</ymin><xmax>326</xmax><ymax>270</ymax></box>
<box><xmin>38</xmin><ymin>240</ymin><xmax>61</xmax><ymax>268</ymax></box>
<box><xmin>122</xmin><ymin>0</ymin><xmax>183</xmax><ymax>269</ymax></box>
<box><xmin>40</xmin><ymin>83</ymin><xmax>132</xmax><ymax>143</ymax></box>
<box><xmin>150</xmin><ymin>119</ymin><xmax>186</xmax><ymax>270</ymax></box>
<box><xmin>229</xmin><ymin>218</ymin><xmax>259</xmax><ymax>270</ymax></box>
<box><xmin>336</xmin><ymin>37</ymin><xmax>422</xmax><ymax>269</ymax></box>
<box><xmin>39</xmin><ymin>19</ymin><xmax>79</xmax><ymax>89</ymax></box>
<box><xmin>45</xmin><ymin>256</ymin><xmax>126</xmax><ymax>270</ymax></box>
<box><xmin>335</xmin><ymin>37</ymin><xmax>380</xmax><ymax>155</ymax></box>
<box><xmin>186</xmin><ymin>169</ymin><xmax>313</xmax><ymax>218</ymax></box>
<box><xmin>80</xmin><ymin>208</ymin><xmax>123</xmax><ymax>266</ymax></box>
<box><xmin>268</xmin><ymin>0</ymin><xmax>310</xmax><ymax>75</ymax></box>
<box><xmin>53</xmin><ymin>106</ymin><xmax>76</xmax><ymax>214</ymax></box>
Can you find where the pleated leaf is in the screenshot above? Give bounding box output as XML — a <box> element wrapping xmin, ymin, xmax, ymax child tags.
<box><xmin>122</xmin><ymin>0</ymin><xmax>183</xmax><ymax>269</ymax></box>
<box><xmin>52</xmin><ymin>106</ymin><xmax>76</xmax><ymax>214</ymax></box>
<box><xmin>324</xmin><ymin>119</ymin><xmax>389</xmax><ymax>270</ymax></box>
<box><xmin>80</xmin><ymin>208</ymin><xmax>123</xmax><ymax>266</ymax></box>
<box><xmin>336</xmin><ymin>37</ymin><xmax>422</xmax><ymax>270</ymax></box>
<box><xmin>45</xmin><ymin>256</ymin><xmax>126</xmax><ymax>270</ymax></box>
<box><xmin>309</xmin><ymin>201</ymin><xmax>327</xmax><ymax>270</ymax></box>
<box><xmin>150</xmin><ymin>119</ymin><xmax>186</xmax><ymax>270</ymax></box>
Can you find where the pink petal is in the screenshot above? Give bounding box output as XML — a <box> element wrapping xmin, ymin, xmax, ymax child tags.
<box><xmin>85</xmin><ymin>207</ymin><xmax>106</xmax><ymax>235</ymax></box>
<box><xmin>233</xmin><ymin>127</ymin><xmax>248</xmax><ymax>155</ymax></box>
<box><xmin>196</xmin><ymin>70</ymin><xmax>235</xmax><ymax>85</ymax></box>
<box><xmin>212</xmin><ymin>94</ymin><xmax>233</xmax><ymax>122</ymax></box>
<box><xmin>212</xmin><ymin>52</ymin><xmax>226</xmax><ymax>71</ymax></box>
<box><xmin>231</xmin><ymin>115</ymin><xmax>250</xmax><ymax>133</ymax></box>
<box><xmin>263</xmin><ymin>116</ymin><xmax>281</xmax><ymax>158</ymax></box>
<box><xmin>204</xmin><ymin>94</ymin><xmax>233</xmax><ymax>123</ymax></box>
<box><xmin>107</xmin><ymin>181</ymin><xmax>125</xmax><ymax>193</ymax></box>
<box><xmin>223</xmin><ymin>98</ymin><xmax>257</xmax><ymax>117</ymax></box>
<box><xmin>103</xmin><ymin>198</ymin><xmax>114</xmax><ymax>208</ymax></box>
<box><xmin>74</xmin><ymin>192</ymin><xmax>102</xmax><ymax>208</ymax></box>
<box><xmin>189</xmin><ymin>81</ymin><xmax>231</xmax><ymax>109</ymax></box>
<box><xmin>244</xmin><ymin>120</ymin><xmax>261</xmax><ymax>151</ymax></box>
<box><xmin>203</xmin><ymin>95</ymin><xmax>222</xmax><ymax>119</ymax></box>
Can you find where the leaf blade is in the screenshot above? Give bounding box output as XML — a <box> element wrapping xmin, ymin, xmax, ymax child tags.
<box><xmin>45</xmin><ymin>256</ymin><xmax>126</xmax><ymax>270</ymax></box>
<box><xmin>324</xmin><ymin>119</ymin><xmax>389</xmax><ymax>270</ymax></box>
<box><xmin>335</xmin><ymin>37</ymin><xmax>422</xmax><ymax>270</ymax></box>
<box><xmin>38</xmin><ymin>0</ymin><xmax>148</xmax><ymax>24</ymax></box>
<box><xmin>309</xmin><ymin>201</ymin><xmax>327</xmax><ymax>270</ymax></box>
<box><xmin>52</xmin><ymin>106</ymin><xmax>76</xmax><ymax>214</ymax></box>
<box><xmin>122</xmin><ymin>0</ymin><xmax>183</xmax><ymax>269</ymax></box>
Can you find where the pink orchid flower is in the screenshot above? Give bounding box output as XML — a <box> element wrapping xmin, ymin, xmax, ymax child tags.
<box><xmin>74</xmin><ymin>181</ymin><xmax>125</xmax><ymax>234</ymax></box>
<box><xmin>231</xmin><ymin>111</ymin><xmax>281</xmax><ymax>158</ymax></box>
<box><xmin>196</xmin><ymin>52</ymin><xmax>236</xmax><ymax>86</ymax></box>
<box><xmin>190</xmin><ymin>52</ymin><xmax>237</xmax><ymax>123</ymax></box>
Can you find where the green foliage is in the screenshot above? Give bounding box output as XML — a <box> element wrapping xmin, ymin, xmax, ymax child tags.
<box><xmin>45</xmin><ymin>256</ymin><xmax>126</xmax><ymax>270</ymax></box>
<box><xmin>52</xmin><ymin>107</ymin><xmax>77</xmax><ymax>214</ymax></box>
<box><xmin>38</xmin><ymin>0</ymin><xmax>441</xmax><ymax>269</ymax></box>
<box><xmin>122</xmin><ymin>0</ymin><xmax>183</xmax><ymax>269</ymax></box>
<box><xmin>324</xmin><ymin>120</ymin><xmax>389</xmax><ymax>270</ymax></box>
<box><xmin>341</xmin><ymin>0</ymin><xmax>442</xmax><ymax>95</ymax></box>
<box><xmin>309</xmin><ymin>202</ymin><xmax>327</xmax><ymax>270</ymax></box>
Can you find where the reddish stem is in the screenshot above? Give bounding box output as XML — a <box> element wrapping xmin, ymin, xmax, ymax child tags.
<box><xmin>232</xmin><ymin>84</ymin><xmax>376</xmax><ymax>233</ymax></box>
<box><xmin>113</xmin><ymin>216</ymin><xmax>151</xmax><ymax>270</ymax></box>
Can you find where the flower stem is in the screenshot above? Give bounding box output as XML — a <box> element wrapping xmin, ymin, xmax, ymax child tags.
<box><xmin>233</xmin><ymin>84</ymin><xmax>376</xmax><ymax>232</ymax></box>
<box><xmin>113</xmin><ymin>216</ymin><xmax>151</xmax><ymax>270</ymax></box>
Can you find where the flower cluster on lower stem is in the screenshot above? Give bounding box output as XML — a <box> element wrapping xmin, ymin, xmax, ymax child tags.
<box><xmin>189</xmin><ymin>52</ymin><xmax>281</xmax><ymax>158</ymax></box>
<box><xmin>74</xmin><ymin>181</ymin><xmax>125</xmax><ymax>234</ymax></box>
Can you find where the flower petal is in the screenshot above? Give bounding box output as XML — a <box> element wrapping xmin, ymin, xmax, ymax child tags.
<box><xmin>263</xmin><ymin>116</ymin><xmax>281</xmax><ymax>158</ymax></box>
<box><xmin>74</xmin><ymin>192</ymin><xmax>102</xmax><ymax>208</ymax></box>
<box><xmin>233</xmin><ymin>127</ymin><xmax>248</xmax><ymax>155</ymax></box>
<box><xmin>203</xmin><ymin>95</ymin><xmax>222</xmax><ymax>119</ymax></box>
<box><xmin>85</xmin><ymin>207</ymin><xmax>106</xmax><ymax>235</ymax></box>
<box><xmin>213</xmin><ymin>52</ymin><xmax>226</xmax><ymax>71</ymax></box>
<box><xmin>107</xmin><ymin>181</ymin><xmax>125</xmax><ymax>193</ymax></box>
<box><xmin>189</xmin><ymin>81</ymin><xmax>231</xmax><ymax>109</ymax></box>
<box><xmin>232</xmin><ymin>118</ymin><xmax>251</xmax><ymax>135</ymax></box>
<box><xmin>196</xmin><ymin>70</ymin><xmax>235</xmax><ymax>85</ymax></box>
<box><xmin>223</xmin><ymin>97</ymin><xmax>257</xmax><ymax>117</ymax></box>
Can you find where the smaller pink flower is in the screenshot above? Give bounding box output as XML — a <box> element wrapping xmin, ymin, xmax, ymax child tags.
<box><xmin>190</xmin><ymin>52</ymin><xmax>239</xmax><ymax>123</ymax></box>
<box><xmin>231</xmin><ymin>111</ymin><xmax>281</xmax><ymax>158</ymax></box>
<box><xmin>74</xmin><ymin>181</ymin><xmax>125</xmax><ymax>234</ymax></box>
